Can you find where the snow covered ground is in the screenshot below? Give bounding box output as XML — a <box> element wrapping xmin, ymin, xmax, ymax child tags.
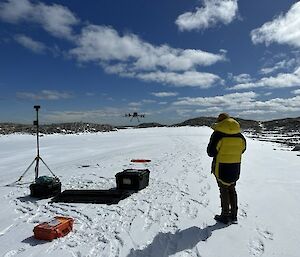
<box><xmin>0</xmin><ymin>127</ymin><xmax>299</xmax><ymax>257</ymax></box>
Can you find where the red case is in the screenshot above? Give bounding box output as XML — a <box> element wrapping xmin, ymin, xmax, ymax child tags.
<box><xmin>33</xmin><ymin>216</ymin><xmax>74</xmax><ymax>241</ymax></box>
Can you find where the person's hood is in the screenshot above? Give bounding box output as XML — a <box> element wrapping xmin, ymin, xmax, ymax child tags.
<box><xmin>211</xmin><ymin>118</ymin><xmax>241</xmax><ymax>134</ymax></box>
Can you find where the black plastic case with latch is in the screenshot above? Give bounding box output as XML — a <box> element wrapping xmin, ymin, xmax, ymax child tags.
<box><xmin>115</xmin><ymin>169</ymin><xmax>150</xmax><ymax>191</ymax></box>
<box><xmin>30</xmin><ymin>176</ymin><xmax>61</xmax><ymax>198</ymax></box>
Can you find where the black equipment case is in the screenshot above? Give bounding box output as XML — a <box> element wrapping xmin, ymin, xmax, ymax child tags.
<box><xmin>115</xmin><ymin>169</ymin><xmax>150</xmax><ymax>191</ymax></box>
<box><xmin>30</xmin><ymin>176</ymin><xmax>61</xmax><ymax>198</ymax></box>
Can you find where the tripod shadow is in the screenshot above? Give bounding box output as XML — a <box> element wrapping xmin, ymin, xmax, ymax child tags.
<box><xmin>126</xmin><ymin>222</ymin><xmax>228</xmax><ymax>257</ymax></box>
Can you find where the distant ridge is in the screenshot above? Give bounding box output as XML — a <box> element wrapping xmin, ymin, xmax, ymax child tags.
<box><xmin>172</xmin><ymin>117</ymin><xmax>215</xmax><ymax>127</ymax></box>
<box><xmin>0</xmin><ymin>122</ymin><xmax>114</xmax><ymax>135</ymax></box>
<box><xmin>1</xmin><ymin>117</ymin><xmax>299</xmax><ymax>135</ymax></box>
<box><xmin>262</xmin><ymin>117</ymin><xmax>300</xmax><ymax>132</ymax></box>
<box><xmin>137</xmin><ymin>123</ymin><xmax>165</xmax><ymax>128</ymax></box>
<box><xmin>173</xmin><ymin>116</ymin><xmax>300</xmax><ymax>148</ymax></box>
<box><xmin>173</xmin><ymin>116</ymin><xmax>261</xmax><ymax>131</ymax></box>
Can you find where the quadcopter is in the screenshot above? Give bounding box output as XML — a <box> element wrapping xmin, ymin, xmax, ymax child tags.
<box><xmin>125</xmin><ymin>112</ymin><xmax>145</xmax><ymax>122</ymax></box>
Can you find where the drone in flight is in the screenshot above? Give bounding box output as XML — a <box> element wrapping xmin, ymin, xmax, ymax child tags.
<box><xmin>125</xmin><ymin>112</ymin><xmax>145</xmax><ymax>122</ymax></box>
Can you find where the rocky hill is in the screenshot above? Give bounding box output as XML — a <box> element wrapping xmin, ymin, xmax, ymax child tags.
<box><xmin>136</xmin><ymin>123</ymin><xmax>165</xmax><ymax>128</ymax></box>
<box><xmin>252</xmin><ymin>117</ymin><xmax>300</xmax><ymax>148</ymax></box>
<box><xmin>0</xmin><ymin>122</ymin><xmax>115</xmax><ymax>135</ymax></box>
<box><xmin>173</xmin><ymin>116</ymin><xmax>261</xmax><ymax>131</ymax></box>
<box><xmin>262</xmin><ymin>117</ymin><xmax>300</xmax><ymax>133</ymax></box>
<box><xmin>172</xmin><ymin>117</ymin><xmax>216</xmax><ymax>127</ymax></box>
<box><xmin>174</xmin><ymin>116</ymin><xmax>299</xmax><ymax>148</ymax></box>
<box><xmin>1</xmin><ymin>117</ymin><xmax>299</xmax><ymax>149</ymax></box>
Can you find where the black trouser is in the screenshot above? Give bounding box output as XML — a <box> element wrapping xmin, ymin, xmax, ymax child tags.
<box><xmin>217</xmin><ymin>180</ymin><xmax>237</xmax><ymax>217</ymax></box>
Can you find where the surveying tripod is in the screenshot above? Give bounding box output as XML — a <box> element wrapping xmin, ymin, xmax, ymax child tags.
<box><xmin>15</xmin><ymin>105</ymin><xmax>57</xmax><ymax>183</ymax></box>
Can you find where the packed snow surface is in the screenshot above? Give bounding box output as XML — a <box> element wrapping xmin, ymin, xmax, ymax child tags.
<box><xmin>0</xmin><ymin>127</ymin><xmax>299</xmax><ymax>257</ymax></box>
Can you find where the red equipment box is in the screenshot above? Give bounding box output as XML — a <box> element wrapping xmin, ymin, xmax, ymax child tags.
<box><xmin>33</xmin><ymin>216</ymin><xmax>74</xmax><ymax>241</ymax></box>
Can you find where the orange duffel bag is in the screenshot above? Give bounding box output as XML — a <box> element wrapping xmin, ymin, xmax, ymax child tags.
<box><xmin>33</xmin><ymin>216</ymin><xmax>74</xmax><ymax>241</ymax></box>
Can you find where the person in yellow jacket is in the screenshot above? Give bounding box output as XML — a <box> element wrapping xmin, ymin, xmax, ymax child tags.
<box><xmin>207</xmin><ymin>113</ymin><xmax>246</xmax><ymax>224</ymax></box>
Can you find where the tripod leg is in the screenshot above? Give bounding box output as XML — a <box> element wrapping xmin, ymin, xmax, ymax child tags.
<box><xmin>39</xmin><ymin>157</ymin><xmax>58</xmax><ymax>178</ymax></box>
<box><xmin>17</xmin><ymin>157</ymin><xmax>37</xmax><ymax>182</ymax></box>
<box><xmin>34</xmin><ymin>157</ymin><xmax>39</xmax><ymax>180</ymax></box>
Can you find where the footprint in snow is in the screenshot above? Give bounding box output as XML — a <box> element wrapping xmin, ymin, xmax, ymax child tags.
<box><xmin>238</xmin><ymin>208</ymin><xmax>247</xmax><ymax>219</ymax></box>
<box><xmin>257</xmin><ymin>228</ymin><xmax>274</xmax><ymax>240</ymax></box>
<box><xmin>199</xmin><ymin>183</ymin><xmax>210</xmax><ymax>197</ymax></box>
<box><xmin>249</xmin><ymin>238</ymin><xmax>265</xmax><ymax>256</ymax></box>
<box><xmin>249</xmin><ymin>226</ymin><xmax>274</xmax><ymax>257</ymax></box>
<box><xmin>3</xmin><ymin>248</ymin><xmax>26</xmax><ymax>257</ymax></box>
<box><xmin>238</xmin><ymin>203</ymin><xmax>248</xmax><ymax>219</ymax></box>
<box><xmin>199</xmin><ymin>198</ymin><xmax>210</xmax><ymax>208</ymax></box>
<box><xmin>181</xmin><ymin>201</ymin><xmax>198</xmax><ymax>219</ymax></box>
<box><xmin>182</xmin><ymin>184</ymin><xmax>189</xmax><ymax>193</ymax></box>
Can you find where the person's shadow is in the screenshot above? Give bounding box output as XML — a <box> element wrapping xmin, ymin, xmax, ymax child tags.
<box><xmin>126</xmin><ymin>222</ymin><xmax>228</xmax><ymax>257</ymax></box>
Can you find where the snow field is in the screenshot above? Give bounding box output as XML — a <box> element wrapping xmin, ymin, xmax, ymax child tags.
<box><xmin>0</xmin><ymin>127</ymin><xmax>299</xmax><ymax>257</ymax></box>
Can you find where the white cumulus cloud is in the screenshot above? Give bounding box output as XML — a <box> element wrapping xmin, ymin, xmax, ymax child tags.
<box><xmin>292</xmin><ymin>89</ymin><xmax>300</xmax><ymax>95</ymax></box>
<box><xmin>251</xmin><ymin>2</ymin><xmax>300</xmax><ymax>48</ymax></box>
<box><xmin>135</xmin><ymin>71</ymin><xmax>222</xmax><ymax>88</ymax></box>
<box><xmin>260</xmin><ymin>59</ymin><xmax>297</xmax><ymax>75</ymax></box>
<box><xmin>173</xmin><ymin>91</ymin><xmax>257</xmax><ymax>106</ymax></box>
<box><xmin>17</xmin><ymin>90</ymin><xmax>73</xmax><ymax>100</ymax></box>
<box><xmin>70</xmin><ymin>25</ymin><xmax>226</xmax><ymax>71</ymax></box>
<box><xmin>176</xmin><ymin>0</ymin><xmax>238</xmax><ymax>31</ymax></box>
<box><xmin>172</xmin><ymin>91</ymin><xmax>300</xmax><ymax>118</ymax></box>
<box><xmin>151</xmin><ymin>92</ymin><xmax>178</xmax><ymax>97</ymax></box>
<box><xmin>231</xmin><ymin>67</ymin><xmax>300</xmax><ymax>90</ymax></box>
<box><xmin>14</xmin><ymin>34</ymin><xmax>46</xmax><ymax>53</ymax></box>
<box><xmin>70</xmin><ymin>25</ymin><xmax>225</xmax><ymax>87</ymax></box>
<box><xmin>1</xmin><ymin>1</ymin><xmax>225</xmax><ymax>88</ymax></box>
<box><xmin>231</xmin><ymin>73</ymin><xmax>253</xmax><ymax>83</ymax></box>
<box><xmin>44</xmin><ymin>107</ymin><xmax>124</xmax><ymax>123</ymax></box>
<box><xmin>0</xmin><ymin>0</ymin><xmax>79</xmax><ymax>39</ymax></box>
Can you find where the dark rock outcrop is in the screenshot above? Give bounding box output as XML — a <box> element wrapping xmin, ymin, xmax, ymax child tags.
<box><xmin>1</xmin><ymin>117</ymin><xmax>299</xmax><ymax>149</ymax></box>
<box><xmin>172</xmin><ymin>117</ymin><xmax>215</xmax><ymax>127</ymax></box>
<box><xmin>0</xmin><ymin>122</ymin><xmax>115</xmax><ymax>135</ymax></box>
<box><xmin>136</xmin><ymin>123</ymin><xmax>165</xmax><ymax>128</ymax></box>
<box><xmin>262</xmin><ymin>117</ymin><xmax>300</xmax><ymax>133</ymax></box>
<box><xmin>172</xmin><ymin>116</ymin><xmax>261</xmax><ymax>131</ymax></box>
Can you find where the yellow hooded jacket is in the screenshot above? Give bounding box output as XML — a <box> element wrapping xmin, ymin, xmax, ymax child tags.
<box><xmin>207</xmin><ymin>118</ymin><xmax>246</xmax><ymax>185</ymax></box>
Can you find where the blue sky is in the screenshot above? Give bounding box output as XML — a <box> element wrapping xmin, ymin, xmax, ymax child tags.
<box><xmin>0</xmin><ymin>0</ymin><xmax>300</xmax><ymax>125</ymax></box>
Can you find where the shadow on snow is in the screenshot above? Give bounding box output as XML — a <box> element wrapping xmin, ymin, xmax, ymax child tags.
<box><xmin>22</xmin><ymin>236</ymin><xmax>49</xmax><ymax>246</ymax></box>
<box><xmin>127</xmin><ymin>222</ymin><xmax>228</xmax><ymax>257</ymax></box>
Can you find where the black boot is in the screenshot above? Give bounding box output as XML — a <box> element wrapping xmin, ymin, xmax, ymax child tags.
<box><xmin>230</xmin><ymin>215</ymin><xmax>238</xmax><ymax>223</ymax></box>
<box><xmin>214</xmin><ymin>214</ymin><xmax>230</xmax><ymax>224</ymax></box>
